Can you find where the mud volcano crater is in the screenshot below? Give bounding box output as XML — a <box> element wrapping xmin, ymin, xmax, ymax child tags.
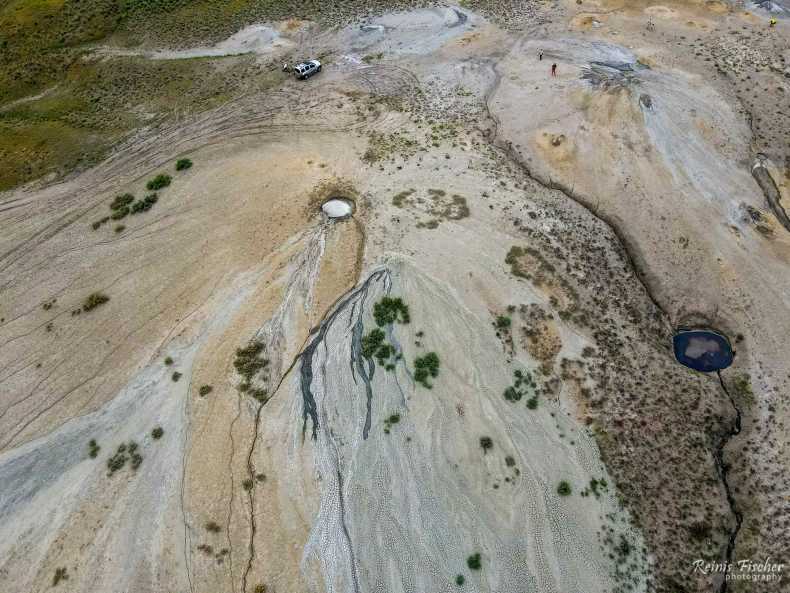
<box><xmin>673</xmin><ymin>329</ymin><xmax>734</xmax><ymax>372</ymax></box>
<box><xmin>321</xmin><ymin>198</ymin><xmax>354</xmax><ymax>220</ymax></box>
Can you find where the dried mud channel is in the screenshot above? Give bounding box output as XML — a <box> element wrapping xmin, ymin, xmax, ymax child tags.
<box><xmin>480</xmin><ymin>54</ymin><xmax>747</xmax><ymax>592</ymax></box>
<box><xmin>752</xmin><ymin>158</ymin><xmax>790</xmax><ymax>233</ymax></box>
<box><xmin>714</xmin><ymin>371</ymin><xmax>743</xmax><ymax>593</ymax></box>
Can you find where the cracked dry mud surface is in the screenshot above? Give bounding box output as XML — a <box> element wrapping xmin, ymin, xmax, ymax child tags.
<box><xmin>1</xmin><ymin>2</ymin><xmax>789</xmax><ymax>593</ymax></box>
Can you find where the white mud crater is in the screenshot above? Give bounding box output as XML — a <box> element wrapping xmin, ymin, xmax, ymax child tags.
<box><xmin>321</xmin><ymin>198</ymin><xmax>354</xmax><ymax>219</ymax></box>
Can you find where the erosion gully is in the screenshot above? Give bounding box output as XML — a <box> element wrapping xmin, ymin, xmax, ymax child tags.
<box><xmin>479</xmin><ymin>56</ymin><xmax>745</xmax><ymax>592</ymax></box>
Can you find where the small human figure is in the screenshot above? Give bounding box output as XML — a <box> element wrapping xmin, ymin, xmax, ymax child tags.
<box><xmin>770</xmin><ymin>18</ymin><xmax>777</xmax><ymax>27</ymax></box>
<box><xmin>551</xmin><ymin>63</ymin><xmax>557</xmax><ymax>77</ymax></box>
<box><xmin>282</xmin><ymin>62</ymin><xmax>289</xmax><ymax>72</ymax></box>
<box><xmin>539</xmin><ymin>50</ymin><xmax>544</xmax><ymax>61</ymax></box>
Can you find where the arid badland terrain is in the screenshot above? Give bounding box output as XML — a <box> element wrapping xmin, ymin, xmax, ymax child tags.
<box><xmin>1</xmin><ymin>1</ymin><xmax>789</xmax><ymax>593</ymax></box>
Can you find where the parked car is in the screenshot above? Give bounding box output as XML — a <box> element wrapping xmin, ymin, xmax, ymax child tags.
<box><xmin>293</xmin><ymin>59</ymin><xmax>322</xmax><ymax>80</ymax></box>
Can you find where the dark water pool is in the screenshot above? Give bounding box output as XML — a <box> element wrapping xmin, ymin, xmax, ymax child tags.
<box><xmin>673</xmin><ymin>330</ymin><xmax>734</xmax><ymax>372</ymax></box>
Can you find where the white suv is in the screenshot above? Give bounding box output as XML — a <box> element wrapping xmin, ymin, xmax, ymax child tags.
<box><xmin>293</xmin><ymin>59</ymin><xmax>322</xmax><ymax>80</ymax></box>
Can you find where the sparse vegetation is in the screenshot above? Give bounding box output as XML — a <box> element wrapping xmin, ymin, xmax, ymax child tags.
<box><xmin>88</xmin><ymin>439</ymin><xmax>100</xmax><ymax>459</ymax></box>
<box><xmin>205</xmin><ymin>521</ymin><xmax>221</xmax><ymax>533</ymax></box>
<box><xmin>199</xmin><ymin>385</ymin><xmax>213</xmax><ymax>397</ymax></box>
<box><xmin>110</xmin><ymin>193</ymin><xmax>134</xmax><ymax>212</ymax></box>
<box><xmin>362</xmin><ymin>52</ymin><xmax>384</xmax><ymax>63</ymax></box>
<box><xmin>732</xmin><ymin>372</ymin><xmax>755</xmax><ymax>405</ymax></box>
<box><xmin>82</xmin><ymin>292</ymin><xmax>109</xmax><ymax>312</ymax></box>
<box><xmin>146</xmin><ymin>174</ymin><xmax>172</xmax><ymax>191</ymax></box>
<box><xmin>466</xmin><ymin>553</ymin><xmax>482</xmax><ymax>570</ymax></box>
<box><xmin>373</xmin><ymin>297</ymin><xmax>410</xmax><ymax>326</ymax></box>
<box><xmin>383</xmin><ymin>413</ymin><xmax>401</xmax><ymax>434</ymax></box>
<box><xmin>581</xmin><ymin>477</ymin><xmax>608</xmax><ymax>499</ymax></box>
<box><xmin>242</xmin><ymin>478</ymin><xmax>254</xmax><ymax>491</ymax></box>
<box><xmin>479</xmin><ymin>436</ymin><xmax>493</xmax><ymax>453</ymax></box>
<box><xmin>234</xmin><ymin>341</ymin><xmax>269</xmax><ymax>382</ymax></box>
<box><xmin>107</xmin><ymin>441</ymin><xmax>142</xmax><ymax>476</ymax></box>
<box><xmin>52</xmin><ymin>567</ymin><xmax>68</xmax><ymax>587</ymax></box>
<box><xmin>361</xmin><ymin>327</ymin><xmax>400</xmax><ymax>369</ymax></box>
<box><xmin>362</xmin><ymin>130</ymin><xmax>419</xmax><ymax>164</ymax></box>
<box><xmin>361</xmin><ymin>328</ymin><xmax>385</xmax><ymax>358</ymax></box>
<box><xmin>455</xmin><ymin>574</ymin><xmax>465</xmax><ymax>586</ymax></box>
<box><xmin>503</xmin><ymin>369</ymin><xmax>535</xmax><ymax>403</ymax></box>
<box><xmin>176</xmin><ymin>158</ymin><xmax>193</xmax><ymax>171</ymax></box>
<box><xmin>414</xmin><ymin>352</ymin><xmax>440</xmax><ymax>388</ymax></box>
<box><xmin>392</xmin><ymin>189</ymin><xmax>415</xmax><ymax>207</ymax></box>
<box><xmin>557</xmin><ymin>480</ymin><xmax>572</xmax><ymax>496</ymax></box>
<box><xmin>151</xmin><ymin>427</ymin><xmax>164</xmax><ymax>439</ymax></box>
<box><xmin>172</xmin><ymin>372</ymin><xmax>182</xmax><ymax>382</ymax></box>
<box><xmin>233</xmin><ymin>340</ymin><xmax>270</xmax><ymax>401</ymax></box>
<box><xmin>164</xmin><ymin>356</ymin><xmax>174</xmax><ymax>366</ymax></box>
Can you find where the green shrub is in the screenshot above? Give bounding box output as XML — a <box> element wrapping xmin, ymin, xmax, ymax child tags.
<box><xmin>107</xmin><ymin>441</ymin><xmax>141</xmax><ymax>475</ymax></box>
<box><xmin>479</xmin><ymin>436</ymin><xmax>493</xmax><ymax>453</ymax></box>
<box><xmin>242</xmin><ymin>478</ymin><xmax>254</xmax><ymax>491</ymax></box>
<box><xmin>110</xmin><ymin>193</ymin><xmax>134</xmax><ymax>211</ymax></box>
<box><xmin>689</xmin><ymin>521</ymin><xmax>711</xmax><ymax>541</ymax></box>
<box><xmin>199</xmin><ymin>385</ymin><xmax>213</xmax><ymax>396</ymax></box>
<box><xmin>234</xmin><ymin>341</ymin><xmax>269</xmax><ymax>383</ymax></box>
<box><xmin>205</xmin><ymin>521</ymin><xmax>221</xmax><ymax>533</ymax></box>
<box><xmin>110</xmin><ymin>207</ymin><xmax>130</xmax><ymax>220</ymax></box>
<box><xmin>88</xmin><ymin>439</ymin><xmax>100</xmax><ymax>458</ymax></box>
<box><xmin>91</xmin><ymin>216</ymin><xmax>110</xmax><ymax>230</ymax></box>
<box><xmin>146</xmin><ymin>174</ymin><xmax>172</xmax><ymax>190</ymax></box>
<box><xmin>115</xmin><ymin>225</ymin><xmax>125</xmax><ymax>233</ymax></box>
<box><xmin>361</xmin><ymin>328</ymin><xmax>385</xmax><ymax>358</ymax></box>
<box><xmin>455</xmin><ymin>574</ymin><xmax>465</xmax><ymax>586</ymax></box>
<box><xmin>53</xmin><ymin>567</ymin><xmax>68</xmax><ymax>586</ymax></box>
<box><xmin>83</xmin><ymin>292</ymin><xmax>109</xmax><ymax>312</ymax></box>
<box><xmin>557</xmin><ymin>480</ymin><xmax>572</xmax><ymax>496</ymax></box>
<box><xmin>526</xmin><ymin>396</ymin><xmax>539</xmax><ymax>410</ymax></box>
<box><xmin>466</xmin><ymin>553</ymin><xmax>482</xmax><ymax>570</ymax></box>
<box><xmin>164</xmin><ymin>356</ymin><xmax>174</xmax><ymax>366</ymax></box>
<box><xmin>249</xmin><ymin>388</ymin><xmax>268</xmax><ymax>403</ymax></box>
<box><xmin>503</xmin><ymin>386</ymin><xmax>522</xmax><ymax>402</ymax></box>
<box><xmin>373</xmin><ymin>296</ymin><xmax>410</xmax><ymax>326</ymax></box>
<box><xmin>414</xmin><ymin>352</ymin><xmax>440</xmax><ymax>388</ymax></box>
<box><xmin>383</xmin><ymin>412</ymin><xmax>401</xmax><ymax>434</ymax></box>
<box><xmin>151</xmin><ymin>427</ymin><xmax>164</xmax><ymax>439</ymax></box>
<box><xmin>172</xmin><ymin>372</ymin><xmax>182</xmax><ymax>382</ymax></box>
<box><xmin>495</xmin><ymin>315</ymin><xmax>511</xmax><ymax>329</ymax></box>
<box><xmin>176</xmin><ymin>158</ymin><xmax>193</xmax><ymax>171</ymax></box>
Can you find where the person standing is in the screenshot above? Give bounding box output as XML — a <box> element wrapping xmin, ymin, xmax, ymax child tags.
<box><xmin>551</xmin><ymin>63</ymin><xmax>557</xmax><ymax>76</ymax></box>
<box><xmin>539</xmin><ymin>50</ymin><xmax>544</xmax><ymax>61</ymax></box>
